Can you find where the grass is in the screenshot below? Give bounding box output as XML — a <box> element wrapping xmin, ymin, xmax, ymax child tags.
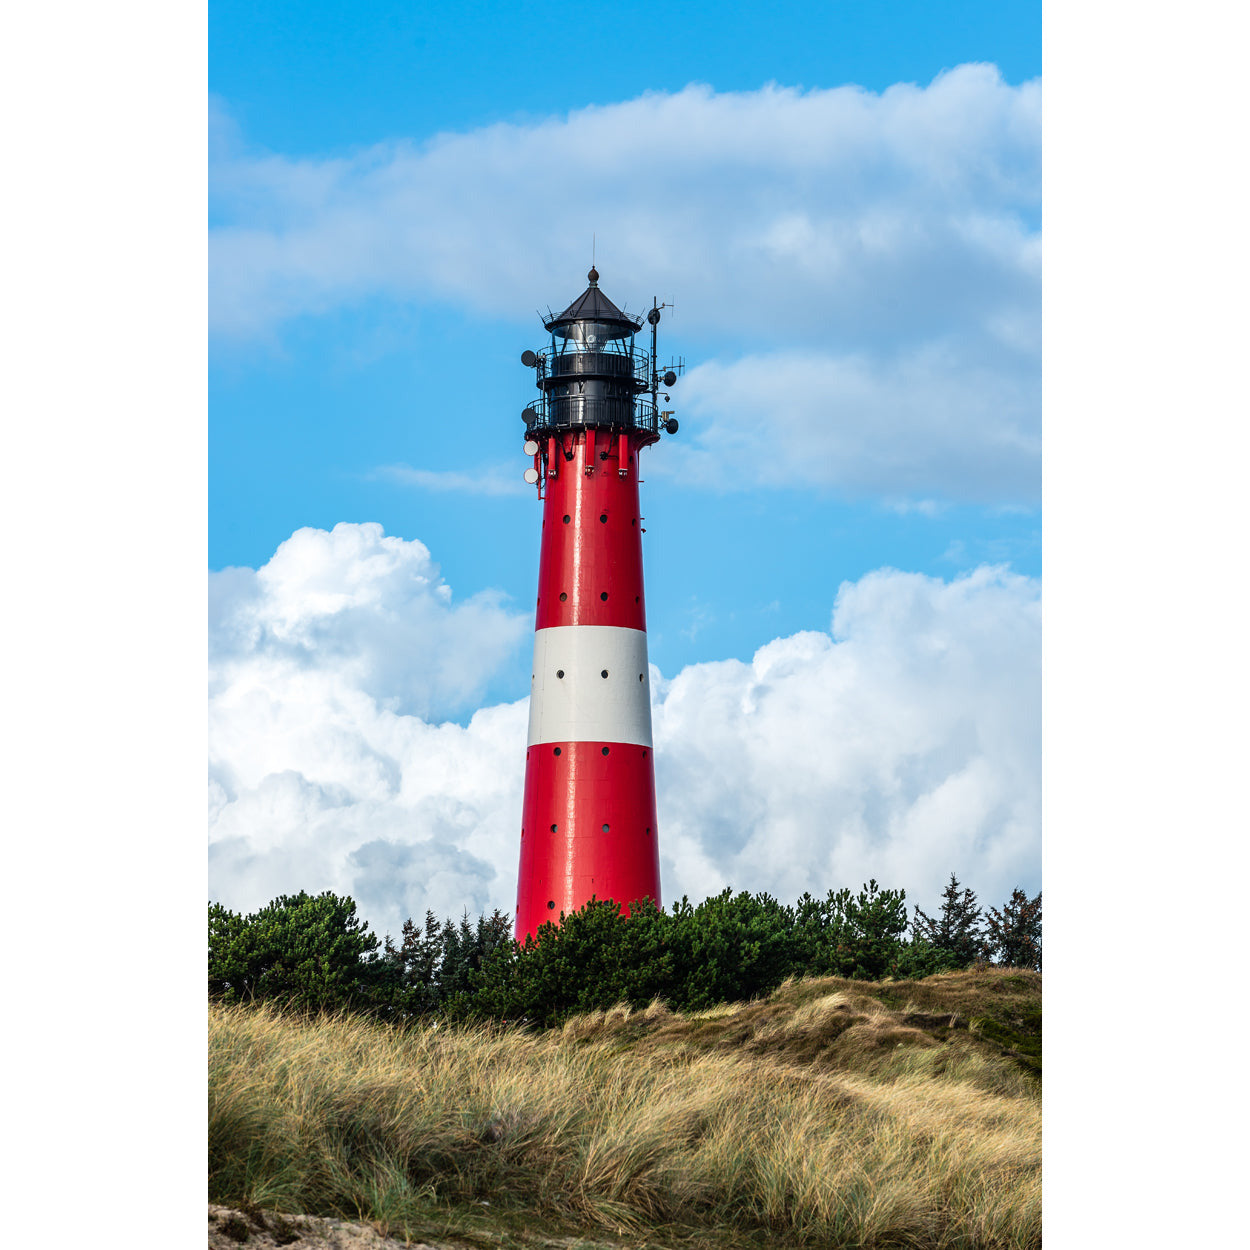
<box><xmin>209</xmin><ymin>967</ymin><xmax>1040</xmax><ymax>1249</ymax></box>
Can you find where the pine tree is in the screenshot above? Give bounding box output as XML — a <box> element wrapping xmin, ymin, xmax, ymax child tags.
<box><xmin>911</xmin><ymin>873</ymin><xmax>985</xmax><ymax>967</ymax></box>
<box><xmin>984</xmin><ymin>887</ymin><xmax>1042</xmax><ymax>970</ymax></box>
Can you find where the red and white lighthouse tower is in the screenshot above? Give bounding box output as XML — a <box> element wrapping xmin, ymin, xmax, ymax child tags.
<box><xmin>514</xmin><ymin>268</ymin><xmax>680</xmax><ymax>942</ymax></box>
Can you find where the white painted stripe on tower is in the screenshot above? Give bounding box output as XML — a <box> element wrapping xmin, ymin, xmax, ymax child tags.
<box><xmin>528</xmin><ymin>625</ymin><xmax>653</xmax><ymax>747</ymax></box>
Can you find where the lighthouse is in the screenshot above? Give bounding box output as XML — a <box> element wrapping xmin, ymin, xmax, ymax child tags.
<box><xmin>514</xmin><ymin>268</ymin><xmax>680</xmax><ymax>942</ymax></box>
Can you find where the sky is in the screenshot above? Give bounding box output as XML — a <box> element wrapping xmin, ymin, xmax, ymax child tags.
<box><xmin>208</xmin><ymin>0</ymin><xmax>1042</xmax><ymax>939</ymax></box>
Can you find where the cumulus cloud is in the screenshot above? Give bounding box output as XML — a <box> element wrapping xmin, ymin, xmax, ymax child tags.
<box><xmin>209</xmin><ymin>525</ymin><xmax>1039</xmax><ymax>937</ymax></box>
<box><xmin>653</xmin><ymin>565</ymin><xmax>1040</xmax><ymax>911</ymax></box>
<box><xmin>209</xmin><ymin>521</ymin><xmax>529</xmax><ymax>720</ymax></box>
<box><xmin>209</xmin><ymin>523</ymin><xmax>532</xmax><ymax>939</ymax></box>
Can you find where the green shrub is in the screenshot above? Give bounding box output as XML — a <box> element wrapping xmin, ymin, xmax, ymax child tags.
<box><xmin>208</xmin><ymin>891</ymin><xmax>395</xmax><ymax>1014</ymax></box>
<box><xmin>209</xmin><ymin>873</ymin><xmax>1041</xmax><ymax>1026</ymax></box>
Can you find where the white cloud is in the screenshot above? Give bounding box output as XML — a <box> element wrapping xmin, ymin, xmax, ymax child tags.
<box><xmin>653</xmin><ymin>564</ymin><xmax>1041</xmax><ymax>909</ymax></box>
<box><xmin>208</xmin><ymin>66</ymin><xmax>1039</xmax><ymax>351</ymax></box>
<box><xmin>372</xmin><ymin>463</ymin><xmax>529</xmax><ymax>497</ymax></box>
<box><xmin>209</xmin><ymin>523</ymin><xmax>531</xmax><ymax>938</ymax></box>
<box><xmin>209</xmin><ymin>526</ymin><xmax>1039</xmax><ymax>937</ymax></box>
<box><xmin>659</xmin><ymin>337</ymin><xmax>1040</xmax><ymax>504</ymax></box>
<box><xmin>209</xmin><ymin>521</ymin><xmax>530</xmax><ymax>722</ymax></box>
<box><xmin>210</xmin><ymin>67</ymin><xmax>1039</xmax><ymax>505</ymax></box>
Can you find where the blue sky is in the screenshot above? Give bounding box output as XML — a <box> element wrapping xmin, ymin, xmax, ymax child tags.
<box><xmin>210</xmin><ymin>1</ymin><xmax>1039</xmax><ymax>686</ymax></box>
<box><xmin>210</xmin><ymin>1</ymin><xmax>1040</xmax><ymax>154</ymax></box>
<box><xmin>208</xmin><ymin>1</ymin><xmax>1042</xmax><ymax>931</ymax></box>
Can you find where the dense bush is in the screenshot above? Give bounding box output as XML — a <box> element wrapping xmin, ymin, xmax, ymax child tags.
<box><xmin>208</xmin><ymin>890</ymin><xmax>393</xmax><ymax>1013</ymax></box>
<box><xmin>208</xmin><ymin>876</ymin><xmax>1042</xmax><ymax>1025</ymax></box>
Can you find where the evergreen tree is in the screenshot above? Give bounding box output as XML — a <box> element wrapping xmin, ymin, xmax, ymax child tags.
<box><xmin>382</xmin><ymin>910</ymin><xmax>443</xmax><ymax>1013</ymax></box>
<box><xmin>984</xmin><ymin>887</ymin><xmax>1042</xmax><ymax>970</ymax></box>
<box><xmin>911</xmin><ymin>873</ymin><xmax>986</xmax><ymax>967</ymax></box>
<box><xmin>384</xmin><ymin>906</ymin><xmax>513</xmax><ymax>1014</ymax></box>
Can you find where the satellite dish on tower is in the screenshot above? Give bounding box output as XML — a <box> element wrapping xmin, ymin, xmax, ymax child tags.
<box><xmin>521</xmin><ymin>350</ymin><xmax>538</xmax><ymax>367</ymax></box>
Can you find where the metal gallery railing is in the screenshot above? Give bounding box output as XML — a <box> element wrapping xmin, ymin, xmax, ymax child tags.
<box><xmin>522</xmin><ymin>394</ymin><xmax>660</xmax><ymax>437</ymax></box>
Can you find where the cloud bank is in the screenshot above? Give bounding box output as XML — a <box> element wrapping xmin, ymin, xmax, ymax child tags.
<box><xmin>209</xmin><ymin>66</ymin><xmax>1039</xmax><ymax>346</ymax></box>
<box><xmin>209</xmin><ymin>525</ymin><xmax>1040</xmax><ymax>938</ymax></box>
<box><xmin>664</xmin><ymin>340</ymin><xmax>1039</xmax><ymax>503</ymax></box>
<box><xmin>210</xmin><ymin>65</ymin><xmax>1040</xmax><ymax>506</ymax></box>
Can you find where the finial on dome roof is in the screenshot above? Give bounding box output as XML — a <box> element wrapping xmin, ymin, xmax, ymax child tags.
<box><xmin>587</xmin><ymin>266</ymin><xmax>599</xmax><ymax>286</ymax></box>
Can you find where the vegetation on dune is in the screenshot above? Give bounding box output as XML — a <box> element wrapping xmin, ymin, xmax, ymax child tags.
<box><xmin>208</xmin><ymin>875</ymin><xmax>1041</xmax><ymax>1027</ymax></box>
<box><xmin>207</xmin><ymin>875</ymin><xmax>1042</xmax><ymax>1246</ymax></box>
<box><xmin>209</xmin><ymin>968</ymin><xmax>1041</xmax><ymax>1249</ymax></box>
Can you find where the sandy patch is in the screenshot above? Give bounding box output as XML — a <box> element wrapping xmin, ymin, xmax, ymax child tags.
<box><xmin>207</xmin><ymin>1205</ymin><xmax>450</xmax><ymax>1250</ymax></box>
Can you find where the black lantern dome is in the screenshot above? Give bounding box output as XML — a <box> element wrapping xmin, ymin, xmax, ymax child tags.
<box><xmin>543</xmin><ymin>269</ymin><xmax>643</xmax><ymax>343</ymax></box>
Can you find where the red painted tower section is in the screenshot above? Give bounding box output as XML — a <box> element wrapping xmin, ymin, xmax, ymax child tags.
<box><xmin>514</xmin><ymin>269</ymin><xmax>680</xmax><ymax>941</ymax></box>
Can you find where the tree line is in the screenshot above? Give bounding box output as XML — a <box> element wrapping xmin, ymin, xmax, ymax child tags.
<box><xmin>208</xmin><ymin>874</ymin><xmax>1041</xmax><ymax>1025</ymax></box>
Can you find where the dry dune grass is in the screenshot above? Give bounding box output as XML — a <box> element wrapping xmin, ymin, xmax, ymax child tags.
<box><xmin>210</xmin><ymin>969</ymin><xmax>1040</xmax><ymax>1249</ymax></box>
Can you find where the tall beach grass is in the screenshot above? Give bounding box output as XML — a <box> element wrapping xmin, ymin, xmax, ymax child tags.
<box><xmin>209</xmin><ymin>970</ymin><xmax>1041</xmax><ymax>1248</ymax></box>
